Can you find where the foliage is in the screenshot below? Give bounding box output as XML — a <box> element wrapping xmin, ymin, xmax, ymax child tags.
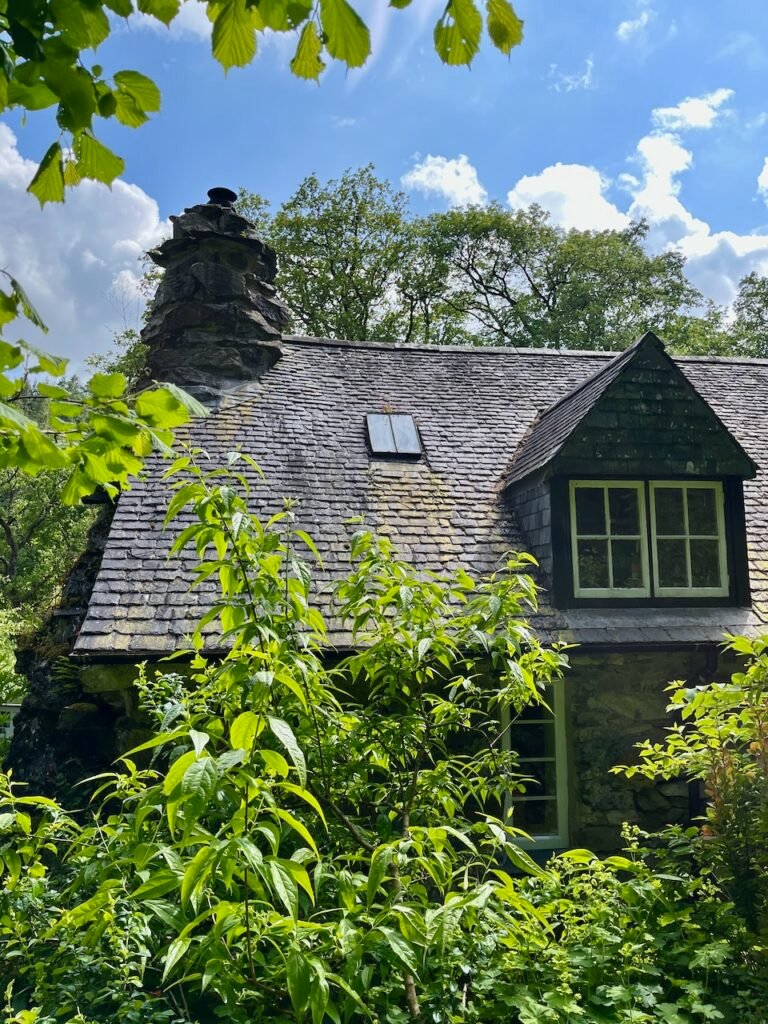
<box><xmin>505</xmin><ymin>827</ymin><xmax>768</xmax><ymax>1024</ymax></box>
<box><xmin>616</xmin><ymin>635</ymin><xmax>768</xmax><ymax>934</ymax></box>
<box><xmin>732</xmin><ymin>272</ymin><xmax>768</xmax><ymax>357</ymax></box>
<box><xmin>1</xmin><ymin>0</ymin><xmax>523</xmax><ymax>204</ymax></box>
<box><xmin>0</xmin><ymin>282</ymin><xmax>206</xmax><ymax>503</ymax></box>
<box><xmin>262</xmin><ymin>167</ymin><xmax>466</xmax><ymax>345</ymax></box>
<box><xmin>422</xmin><ymin>206</ymin><xmax>701</xmax><ymax>350</ymax></box>
<box><xmin>86</xmin><ymin>328</ymin><xmax>149</xmax><ymax>389</ymax></box>
<box><xmin>230</xmin><ymin>175</ymin><xmax>724</xmax><ymax>352</ymax></box>
<box><xmin>0</xmin><ymin>451</ymin><xmax>570</xmax><ymax>1021</ymax></box>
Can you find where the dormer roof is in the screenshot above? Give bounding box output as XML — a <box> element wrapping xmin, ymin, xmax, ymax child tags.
<box><xmin>504</xmin><ymin>332</ymin><xmax>756</xmax><ymax>485</ymax></box>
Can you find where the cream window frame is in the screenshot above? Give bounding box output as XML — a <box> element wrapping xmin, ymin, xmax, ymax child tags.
<box><xmin>569</xmin><ymin>481</ymin><xmax>650</xmax><ymax>599</ymax></box>
<box><xmin>502</xmin><ymin>684</ymin><xmax>568</xmax><ymax>849</ymax></box>
<box><xmin>649</xmin><ymin>481</ymin><xmax>729</xmax><ymax>598</ymax></box>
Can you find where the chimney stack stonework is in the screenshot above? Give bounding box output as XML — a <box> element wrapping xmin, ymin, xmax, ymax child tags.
<box><xmin>141</xmin><ymin>189</ymin><xmax>291</xmax><ymax>405</ymax></box>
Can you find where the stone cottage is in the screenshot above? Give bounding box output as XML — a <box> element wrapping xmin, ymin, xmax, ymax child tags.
<box><xmin>7</xmin><ymin>189</ymin><xmax>768</xmax><ymax>850</ymax></box>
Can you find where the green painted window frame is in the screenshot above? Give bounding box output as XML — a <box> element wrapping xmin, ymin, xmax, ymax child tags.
<box><xmin>503</xmin><ymin>684</ymin><xmax>568</xmax><ymax>849</ymax></box>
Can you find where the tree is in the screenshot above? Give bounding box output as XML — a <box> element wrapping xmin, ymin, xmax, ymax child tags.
<box><xmin>732</xmin><ymin>272</ymin><xmax>768</xmax><ymax>357</ymax></box>
<box><xmin>1</xmin><ymin>0</ymin><xmax>524</xmax><ymax>205</ymax></box>
<box><xmin>265</xmin><ymin>167</ymin><xmax>466</xmax><ymax>345</ymax></box>
<box><xmin>0</xmin><ymin>454</ymin><xmax>567</xmax><ymax>1021</ymax></box>
<box><xmin>424</xmin><ymin>205</ymin><xmax>703</xmax><ymax>350</ymax></box>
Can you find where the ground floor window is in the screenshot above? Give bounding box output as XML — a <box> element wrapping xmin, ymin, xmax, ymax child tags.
<box><xmin>504</xmin><ymin>684</ymin><xmax>568</xmax><ymax>848</ymax></box>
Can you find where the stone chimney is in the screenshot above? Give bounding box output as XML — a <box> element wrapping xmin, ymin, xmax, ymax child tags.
<box><xmin>141</xmin><ymin>187</ymin><xmax>291</xmax><ymax>404</ymax></box>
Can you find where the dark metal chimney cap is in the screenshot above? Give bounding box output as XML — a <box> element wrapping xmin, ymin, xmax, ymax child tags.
<box><xmin>207</xmin><ymin>187</ymin><xmax>238</xmax><ymax>207</ymax></box>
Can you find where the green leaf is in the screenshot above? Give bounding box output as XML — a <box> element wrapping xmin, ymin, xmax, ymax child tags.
<box><xmin>389</xmin><ymin>0</ymin><xmax>413</xmax><ymax>7</ymax></box>
<box><xmin>181</xmin><ymin>844</ymin><xmax>219</xmax><ymax>907</ymax></box>
<box><xmin>162</xmin><ymin>936</ymin><xmax>191</xmax><ymax>981</ymax></box>
<box><xmin>24</xmin><ymin>342</ymin><xmax>67</xmax><ymax>373</ymax></box>
<box><xmin>485</xmin><ymin>0</ymin><xmax>523</xmax><ymax>53</ymax></box>
<box><xmin>287</xmin><ymin>950</ymin><xmax>311</xmax><ymax>1015</ymax></box>
<box><xmin>51</xmin><ymin>0</ymin><xmax>111</xmax><ymax>49</ymax></box>
<box><xmin>212</xmin><ymin>0</ymin><xmax>258</xmax><ymax>69</ymax></box>
<box><xmin>290</xmin><ymin>21</ymin><xmax>326</xmax><ymax>80</ymax></box>
<box><xmin>105</xmin><ymin>0</ymin><xmax>134</xmax><ymax>15</ymax></box>
<box><xmin>164</xmin><ymin>750</ymin><xmax>197</xmax><ymax>796</ymax></box>
<box><xmin>434</xmin><ymin>0</ymin><xmax>482</xmax><ymax>66</ymax></box>
<box><xmin>377</xmin><ymin>926</ymin><xmax>420</xmax><ymax>975</ymax></box>
<box><xmin>138</xmin><ymin>0</ymin><xmax>181</xmax><ymax>24</ymax></box>
<box><xmin>258</xmin><ymin>0</ymin><xmax>312</xmax><ymax>30</ymax></box>
<box><xmin>266</xmin><ymin>857</ymin><xmax>298</xmax><ymax>918</ymax></box>
<box><xmin>135</xmin><ymin>386</ymin><xmax>190</xmax><ymax>428</ymax></box>
<box><xmin>74</xmin><ymin>132</ymin><xmax>125</xmax><ymax>185</ymax></box>
<box><xmin>4</xmin><ymin>279</ymin><xmax>48</xmax><ymax>333</ymax></box>
<box><xmin>319</xmin><ymin>0</ymin><xmax>371</xmax><ymax>67</ymax></box>
<box><xmin>268</xmin><ymin>716</ymin><xmax>306</xmax><ymax>785</ymax></box>
<box><xmin>28</xmin><ymin>142</ymin><xmax>65</xmax><ymax>205</ymax></box>
<box><xmin>0</xmin><ymin>400</ymin><xmax>37</xmax><ymax>431</ymax></box>
<box><xmin>161</xmin><ymin>381</ymin><xmax>209</xmax><ymax>418</ymax></box>
<box><xmin>366</xmin><ymin>845</ymin><xmax>391</xmax><ymax>907</ymax></box>
<box><xmin>20</xmin><ymin>428</ymin><xmax>70</xmax><ymax>469</ymax></box>
<box><xmin>113</xmin><ymin>70</ymin><xmax>161</xmax><ymax>112</ymax></box>
<box><xmin>275</xmin><ymin>807</ymin><xmax>319</xmax><ymax>854</ymax></box>
<box><xmin>88</xmin><ymin>372</ymin><xmax>128</xmax><ymax>399</ymax></box>
<box><xmin>230</xmin><ymin>710</ymin><xmax>260</xmax><ymax>752</ymax></box>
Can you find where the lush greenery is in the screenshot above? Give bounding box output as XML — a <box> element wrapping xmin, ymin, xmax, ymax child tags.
<box><xmin>1</xmin><ymin>457</ymin><xmax>767</xmax><ymax>1022</ymax></box>
<box><xmin>2</xmin><ymin>0</ymin><xmax>523</xmax><ymax>203</ymax></box>
<box><xmin>616</xmin><ymin>633</ymin><xmax>768</xmax><ymax>935</ymax></box>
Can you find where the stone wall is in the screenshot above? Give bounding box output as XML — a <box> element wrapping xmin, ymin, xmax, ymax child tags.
<box><xmin>565</xmin><ymin>645</ymin><xmax>739</xmax><ymax>850</ymax></box>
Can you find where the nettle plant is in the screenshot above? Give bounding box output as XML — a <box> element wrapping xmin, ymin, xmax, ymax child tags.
<box><xmin>0</xmin><ymin>451</ymin><xmax>568</xmax><ymax>1023</ymax></box>
<box><xmin>616</xmin><ymin>635</ymin><xmax>768</xmax><ymax>934</ymax></box>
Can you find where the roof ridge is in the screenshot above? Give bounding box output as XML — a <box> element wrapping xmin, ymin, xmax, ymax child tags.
<box><xmin>280</xmin><ymin>334</ymin><xmax>768</xmax><ymax>367</ymax></box>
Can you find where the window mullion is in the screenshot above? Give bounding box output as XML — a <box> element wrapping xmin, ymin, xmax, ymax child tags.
<box><xmin>682</xmin><ymin>485</ymin><xmax>692</xmax><ymax>588</ymax></box>
<box><xmin>604</xmin><ymin>486</ymin><xmax>614</xmax><ymax>589</ymax></box>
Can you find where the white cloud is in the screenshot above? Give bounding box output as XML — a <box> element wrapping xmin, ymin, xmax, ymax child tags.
<box><xmin>758</xmin><ymin>157</ymin><xmax>768</xmax><ymax>203</ymax></box>
<box><xmin>507</xmin><ymin>164</ymin><xmax>630</xmax><ymax>232</ymax></box>
<box><xmin>617</xmin><ymin>9</ymin><xmax>652</xmax><ymax>42</ymax></box>
<box><xmin>502</xmin><ymin>89</ymin><xmax>768</xmax><ymax>308</ymax></box>
<box><xmin>548</xmin><ymin>57</ymin><xmax>594</xmax><ymax>93</ymax></box>
<box><xmin>401</xmin><ymin>154</ymin><xmax>487</xmax><ymax>208</ymax></box>
<box><xmin>0</xmin><ymin>125</ymin><xmax>169</xmax><ymax>369</ymax></box>
<box><xmin>652</xmin><ymin>88</ymin><xmax>734</xmax><ymax>131</ymax></box>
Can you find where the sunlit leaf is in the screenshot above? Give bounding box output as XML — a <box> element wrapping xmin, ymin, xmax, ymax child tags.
<box><xmin>290</xmin><ymin>21</ymin><xmax>326</xmax><ymax>80</ymax></box>
<box><xmin>320</xmin><ymin>0</ymin><xmax>371</xmax><ymax>68</ymax></box>
<box><xmin>28</xmin><ymin>142</ymin><xmax>65</xmax><ymax>205</ymax></box>
<box><xmin>486</xmin><ymin>0</ymin><xmax>523</xmax><ymax>54</ymax></box>
<box><xmin>434</xmin><ymin>0</ymin><xmax>482</xmax><ymax>65</ymax></box>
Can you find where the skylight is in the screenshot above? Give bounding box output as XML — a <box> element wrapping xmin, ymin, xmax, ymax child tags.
<box><xmin>366</xmin><ymin>414</ymin><xmax>422</xmax><ymax>456</ymax></box>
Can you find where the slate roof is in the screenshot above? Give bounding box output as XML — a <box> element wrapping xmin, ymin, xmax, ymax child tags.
<box><xmin>74</xmin><ymin>336</ymin><xmax>768</xmax><ymax>656</ymax></box>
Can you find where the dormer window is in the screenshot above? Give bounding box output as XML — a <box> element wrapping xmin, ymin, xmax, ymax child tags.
<box><xmin>569</xmin><ymin>480</ymin><xmax>729</xmax><ymax>600</ymax></box>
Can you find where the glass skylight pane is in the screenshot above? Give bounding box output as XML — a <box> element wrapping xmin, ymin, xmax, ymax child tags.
<box><xmin>366</xmin><ymin>414</ymin><xmax>396</xmax><ymax>453</ymax></box>
<box><xmin>391</xmin><ymin>414</ymin><xmax>422</xmax><ymax>455</ymax></box>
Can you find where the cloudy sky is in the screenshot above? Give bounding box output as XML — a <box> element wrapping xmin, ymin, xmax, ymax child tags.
<box><xmin>2</xmin><ymin>0</ymin><xmax>767</xmax><ymax>368</ymax></box>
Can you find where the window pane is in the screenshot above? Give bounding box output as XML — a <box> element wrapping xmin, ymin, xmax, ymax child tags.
<box><xmin>655</xmin><ymin>487</ymin><xmax>685</xmax><ymax>534</ymax></box>
<box><xmin>611</xmin><ymin>539</ymin><xmax>644</xmax><ymax>588</ymax></box>
<box><xmin>366</xmin><ymin>414</ymin><xmax>395</xmax><ymax>453</ymax></box>
<box><xmin>510</xmin><ymin>798</ymin><xmax>558</xmax><ymax>834</ymax></box>
<box><xmin>577</xmin><ymin>539</ymin><xmax>609</xmax><ymax>588</ymax></box>
<box><xmin>657</xmin><ymin>538</ymin><xmax>688</xmax><ymax>587</ymax></box>
<box><xmin>519</xmin><ymin>760</ymin><xmax>557</xmax><ymax>795</ymax></box>
<box><xmin>575</xmin><ymin>488</ymin><xmax>605</xmax><ymax>535</ymax></box>
<box><xmin>687</xmin><ymin>488</ymin><xmax>718</xmax><ymax>535</ymax></box>
<box><xmin>690</xmin><ymin>539</ymin><xmax>721</xmax><ymax>588</ymax></box>
<box><xmin>609</xmin><ymin>488</ymin><xmax>640</xmax><ymax>535</ymax></box>
<box><xmin>391</xmin><ymin>414</ymin><xmax>422</xmax><ymax>455</ymax></box>
<box><xmin>509</xmin><ymin>722</ymin><xmax>555</xmax><ymax>759</ymax></box>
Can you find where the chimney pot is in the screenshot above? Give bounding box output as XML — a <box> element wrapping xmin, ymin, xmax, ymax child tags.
<box><xmin>207</xmin><ymin>186</ymin><xmax>238</xmax><ymax>207</ymax></box>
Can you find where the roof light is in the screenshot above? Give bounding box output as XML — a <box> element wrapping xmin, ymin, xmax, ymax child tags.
<box><xmin>366</xmin><ymin>413</ymin><xmax>422</xmax><ymax>456</ymax></box>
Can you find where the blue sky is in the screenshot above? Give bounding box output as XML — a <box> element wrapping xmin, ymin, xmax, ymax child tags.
<box><xmin>1</xmin><ymin>0</ymin><xmax>767</xmax><ymax>366</ymax></box>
